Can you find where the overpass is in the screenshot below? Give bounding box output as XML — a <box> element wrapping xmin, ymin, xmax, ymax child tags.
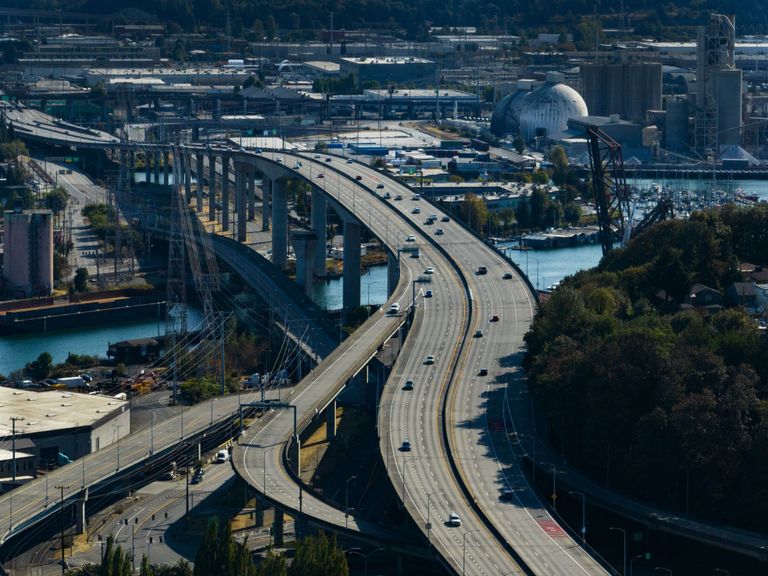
<box><xmin>3</xmin><ymin>104</ymin><xmax>767</xmax><ymax>571</ymax></box>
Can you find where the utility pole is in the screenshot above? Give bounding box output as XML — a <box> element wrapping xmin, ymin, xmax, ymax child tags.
<box><xmin>10</xmin><ymin>416</ymin><xmax>24</xmax><ymax>484</ymax></box>
<box><xmin>57</xmin><ymin>485</ymin><xmax>70</xmax><ymax>576</ymax></box>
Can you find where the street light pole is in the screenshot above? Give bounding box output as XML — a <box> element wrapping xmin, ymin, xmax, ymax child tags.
<box><xmin>345</xmin><ymin>475</ymin><xmax>357</xmax><ymax>529</ymax></box>
<box><xmin>57</xmin><ymin>485</ymin><xmax>70</xmax><ymax>576</ymax></box>
<box><xmin>114</xmin><ymin>423</ymin><xmax>123</xmax><ymax>471</ymax></box>
<box><xmin>569</xmin><ymin>491</ymin><xmax>586</xmax><ymax>542</ymax></box>
<box><xmin>610</xmin><ymin>526</ymin><xmax>627</xmax><ymax>576</ymax></box>
<box><xmin>540</xmin><ymin>461</ymin><xmax>557</xmax><ymax>512</ymax></box>
<box><xmin>426</xmin><ymin>491</ymin><xmax>436</xmax><ymax>545</ymax></box>
<box><xmin>150</xmin><ymin>410</ymin><xmax>156</xmax><ymax>455</ymax></box>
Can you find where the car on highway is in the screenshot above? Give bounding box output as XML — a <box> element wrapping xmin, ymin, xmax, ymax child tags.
<box><xmin>317</xmin><ymin>173</ymin><xmax>324</xmax><ymax>178</ymax></box>
<box><xmin>412</xmin><ymin>194</ymin><xmax>421</xmax><ymax>201</ymax></box>
<box><xmin>276</xmin><ymin>157</ymin><xmax>283</xmax><ymax>164</ymax></box>
<box><xmin>425</xmin><ymin>290</ymin><xmax>433</xmax><ymax>298</ymax></box>
<box><xmin>325</xmin><ymin>157</ymin><xmax>332</xmax><ymax>162</ymax></box>
<box><xmin>474</xmin><ymin>329</ymin><xmax>483</xmax><ymax>338</ymax></box>
<box><xmin>447</xmin><ymin>512</ymin><xmax>462</xmax><ymax>527</ymax></box>
<box><xmin>477</xmin><ymin>266</ymin><xmax>488</xmax><ymax>275</ymax></box>
<box><xmin>347</xmin><ymin>159</ymin><xmax>354</xmax><ymax>164</ymax></box>
<box><xmin>395</xmin><ymin>194</ymin><xmax>403</xmax><ymax>200</ymax></box>
<box><xmin>384</xmin><ymin>192</ymin><xmax>392</xmax><ymax>199</ymax></box>
<box><xmin>424</xmin><ymin>218</ymin><xmax>433</xmax><ymax>225</ymax></box>
<box><xmin>425</xmin><ymin>267</ymin><xmax>434</xmax><ymax>274</ymax></box>
<box><xmin>441</xmin><ymin>215</ymin><xmax>451</xmax><ymax>222</ymax></box>
<box><xmin>400</xmin><ymin>439</ymin><xmax>412</xmax><ymax>452</ymax></box>
<box><xmin>215</xmin><ymin>450</ymin><xmax>230</xmax><ymax>463</ymax></box>
<box><xmin>435</xmin><ymin>228</ymin><xmax>444</xmax><ymax>235</ymax></box>
<box><xmin>355</xmin><ymin>175</ymin><xmax>362</xmax><ymax>180</ymax></box>
<box><xmin>500</xmin><ymin>489</ymin><xmax>515</xmax><ymax>501</ymax></box>
<box><xmin>403</xmin><ymin>379</ymin><xmax>414</xmax><ymax>391</ymax></box>
<box><xmin>314</xmin><ymin>154</ymin><xmax>321</xmax><ymax>159</ymax></box>
<box><xmin>191</xmin><ymin>470</ymin><xmax>204</xmax><ymax>484</ymax></box>
<box><xmin>388</xmin><ymin>303</ymin><xmax>401</xmax><ymax>314</ymax></box>
<box><xmin>406</xmin><ymin>234</ymin><xmax>416</xmax><ymax>242</ymax></box>
<box><xmin>412</xmin><ymin>207</ymin><xmax>421</xmax><ymax>214</ymax></box>
<box><xmin>376</xmin><ymin>183</ymin><xmax>385</xmax><ymax>189</ymax></box>
<box><xmin>293</xmin><ymin>162</ymin><xmax>302</xmax><ymax>169</ymax></box>
<box><xmin>490</xmin><ymin>315</ymin><xmax>499</xmax><ymax>322</ymax></box>
<box><xmin>424</xmin><ymin>355</ymin><xmax>435</xmax><ymax>365</ymax></box>
<box><xmin>478</xmin><ymin>368</ymin><xmax>488</xmax><ymax>376</ymax></box>
<box><xmin>503</xmin><ymin>272</ymin><xmax>513</xmax><ymax>279</ymax></box>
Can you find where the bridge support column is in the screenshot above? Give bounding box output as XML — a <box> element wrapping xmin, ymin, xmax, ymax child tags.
<box><xmin>247</xmin><ymin>168</ymin><xmax>256</xmax><ymax>221</ymax></box>
<box><xmin>163</xmin><ymin>151</ymin><xmax>170</xmax><ymax>185</ymax></box>
<box><xmin>342</xmin><ymin>220</ymin><xmax>362</xmax><ymax>319</ymax></box>
<box><xmin>311</xmin><ymin>191</ymin><xmax>327</xmax><ymax>277</ymax></box>
<box><xmin>262</xmin><ymin>178</ymin><xmax>271</xmax><ymax>231</ymax></box>
<box><xmin>144</xmin><ymin>152</ymin><xmax>151</xmax><ymax>184</ymax></box>
<box><xmin>273</xmin><ymin>509</ymin><xmax>285</xmax><ymax>547</ymax></box>
<box><xmin>234</xmin><ymin>164</ymin><xmax>247</xmax><ymax>242</ymax></box>
<box><xmin>387</xmin><ymin>252</ymin><xmax>399</xmax><ymax>296</ymax></box>
<box><xmin>208</xmin><ymin>155</ymin><xmax>217</xmax><ymax>222</ymax></box>
<box><xmin>127</xmin><ymin>150</ymin><xmax>135</xmax><ymax>190</ymax></box>
<box><xmin>75</xmin><ymin>491</ymin><xmax>87</xmax><ymax>535</ymax></box>
<box><xmin>196</xmin><ymin>154</ymin><xmax>204</xmax><ymax>212</ymax></box>
<box><xmin>291</xmin><ymin>230</ymin><xmax>317</xmax><ymax>297</ymax></box>
<box><xmin>272</xmin><ymin>179</ymin><xmax>288</xmax><ymax>270</ymax></box>
<box><xmin>154</xmin><ymin>151</ymin><xmax>161</xmax><ymax>184</ymax></box>
<box><xmin>325</xmin><ymin>399</ymin><xmax>337</xmax><ymax>440</ymax></box>
<box><xmin>221</xmin><ymin>156</ymin><xmax>230</xmax><ymax>232</ymax></box>
<box><xmin>183</xmin><ymin>153</ymin><xmax>192</xmax><ymax>203</ymax></box>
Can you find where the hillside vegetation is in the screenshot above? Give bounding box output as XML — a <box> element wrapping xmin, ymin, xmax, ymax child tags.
<box><xmin>25</xmin><ymin>1</ymin><xmax>768</xmax><ymax>36</ymax></box>
<box><xmin>524</xmin><ymin>205</ymin><xmax>768</xmax><ymax>532</ymax></box>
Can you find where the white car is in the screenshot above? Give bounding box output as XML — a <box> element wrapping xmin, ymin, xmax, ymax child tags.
<box><xmin>406</xmin><ymin>234</ymin><xmax>416</xmax><ymax>242</ymax></box>
<box><xmin>425</xmin><ymin>267</ymin><xmax>434</xmax><ymax>274</ymax></box>
<box><xmin>447</xmin><ymin>512</ymin><xmax>462</xmax><ymax>527</ymax></box>
<box><xmin>412</xmin><ymin>207</ymin><xmax>421</xmax><ymax>214</ymax></box>
<box><xmin>424</xmin><ymin>355</ymin><xmax>435</xmax><ymax>365</ymax></box>
<box><xmin>388</xmin><ymin>303</ymin><xmax>401</xmax><ymax>314</ymax></box>
<box><xmin>215</xmin><ymin>450</ymin><xmax>230</xmax><ymax>463</ymax></box>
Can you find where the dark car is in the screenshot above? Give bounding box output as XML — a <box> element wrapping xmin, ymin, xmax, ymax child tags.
<box><xmin>478</xmin><ymin>368</ymin><xmax>488</xmax><ymax>376</ymax></box>
<box><xmin>191</xmin><ymin>471</ymin><xmax>203</xmax><ymax>484</ymax></box>
<box><xmin>355</xmin><ymin>175</ymin><xmax>362</xmax><ymax>180</ymax></box>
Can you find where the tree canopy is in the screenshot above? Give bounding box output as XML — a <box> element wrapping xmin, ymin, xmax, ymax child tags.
<box><xmin>524</xmin><ymin>205</ymin><xmax>768</xmax><ymax>531</ymax></box>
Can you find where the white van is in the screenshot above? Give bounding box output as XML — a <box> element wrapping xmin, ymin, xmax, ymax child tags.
<box><xmin>215</xmin><ymin>450</ymin><xmax>230</xmax><ymax>463</ymax></box>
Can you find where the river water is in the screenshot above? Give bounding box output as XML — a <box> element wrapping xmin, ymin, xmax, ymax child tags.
<box><xmin>2</xmin><ymin>176</ymin><xmax>763</xmax><ymax>376</ymax></box>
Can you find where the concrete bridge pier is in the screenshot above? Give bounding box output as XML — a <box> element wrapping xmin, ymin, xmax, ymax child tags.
<box><xmin>163</xmin><ymin>151</ymin><xmax>170</xmax><ymax>185</ymax></box>
<box><xmin>75</xmin><ymin>487</ymin><xmax>88</xmax><ymax>535</ymax></box>
<box><xmin>208</xmin><ymin>154</ymin><xmax>217</xmax><ymax>222</ymax></box>
<box><xmin>154</xmin><ymin>151</ymin><xmax>161</xmax><ymax>184</ymax></box>
<box><xmin>291</xmin><ymin>230</ymin><xmax>317</xmax><ymax>296</ymax></box>
<box><xmin>311</xmin><ymin>191</ymin><xmax>327</xmax><ymax>278</ymax></box>
<box><xmin>273</xmin><ymin>508</ymin><xmax>285</xmax><ymax>547</ymax></box>
<box><xmin>221</xmin><ymin>156</ymin><xmax>230</xmax><ymax>232</ymax></box>
<box><xmin>144</xmin><ymin>152</ymin><xmax>151</xmax><ymax>184</ymax></box>
<box><xmin>127</xmin><ymin>150</ymin><xmax>135</xmax><ymax>190</ymax></box>
<box><xmin>247</xmin><ymin>168</ymin><xmax>256</xmax><ymax>221</ymax></box>
<box><xmin>262</xmin><ymin>177</ymin><xmax>271</xmax><ymax>231</ymax></box>
<box><xmin>271</xmin><ymin>178</ymin><xmax>288</xmax><ymax>270</ymax></box>
<box><xmin>235</xmin><ymin>163</ymin><xmax>247</xmax><ymax>242</ymax></box>
<box><xmin>183</xmin><ymin>153</ymin><xmax>192</xmax><ymax>203</ymax></box>
<box><xmin>343</xmin><ymin>220</ymin><xmax>362</xmax><ymax>319</ymax></box>
<box><xmin>325</xmin><ymin>399</ymin><xmax>337</xmax><ymax>440</ymax></box>
<box><xmin>387</xmin><ymin>252</ymin><xmax>399</xmax><ymax>297</ymax></box>
<box><xmin>196</xmin><ymin>154</ymin><xmax>205</xmax><ymax>212</ymax></box>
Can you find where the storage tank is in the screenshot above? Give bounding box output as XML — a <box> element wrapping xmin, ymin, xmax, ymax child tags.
<box><xmin>665</xmin><ymin>98</ymin><xmax>689</xmax><ymax>151</ymax></box>
<box><xmin>713</xmin><ymin>68</ymin><xmax>743</xmax><ymax>147</ymax></box>
<box><xmin>518</xmin><ymin>81</ymin><xmax>588</xmax><ymax>143</ymax></box>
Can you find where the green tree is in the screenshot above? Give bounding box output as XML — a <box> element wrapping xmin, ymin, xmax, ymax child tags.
<box><xmin>460</xmin><ymin>194</ymin><xmax>489</xmax><ymax>235</ymax></box>
<box><xmin>26</xmin><ymin>352</ymin><xmax>53</xmax><ymax>380</ymax></box>
<box><xmin>74</xmin><ymin>267</ymin><xmax>89</xmax><ymax>292</ymax></box>
<box><xmin>256</xmin><ymin>548</ymin><xmax>287</xmax><ymax>576</ymax></box>
<box><xmin>289</xmin><ymin>532</ymin><xmax>348</xmax><ymax>576</ymax></box>
<box><xmin>513</xmin><ymin>136</ymin><xmax>525</xmax><ymax>155</ymax></box>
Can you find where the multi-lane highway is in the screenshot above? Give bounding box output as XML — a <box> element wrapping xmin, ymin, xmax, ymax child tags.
<box><xmin>231</xmin><ymin>151</ymin><xmax>607</xmax><ymax>575</ymax></box>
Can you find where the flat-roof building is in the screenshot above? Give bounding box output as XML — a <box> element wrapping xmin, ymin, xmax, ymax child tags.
<box><xmin>340</xmin><ymin>56</ymin><xmax>436</xmax><ymax>88</ymax></box>
<box><xmin>0</xmin><ymin>387</ymin><xmax>130</xmax><ymax>471</ymax></box>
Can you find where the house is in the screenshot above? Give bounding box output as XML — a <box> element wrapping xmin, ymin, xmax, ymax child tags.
<box><xmin>726</xmin><ymin>282</ymin><xmax>757</xmax><ymax>311</ymax></box>
<box><xmin>687</xmin><ymin>284</ymin><xmax>723</xmax><ymax>308</ymax></box>
<box><xmin>107</xmin><ymin>338</ymin><xmax>161</xmax><ymax>365</ymax></box>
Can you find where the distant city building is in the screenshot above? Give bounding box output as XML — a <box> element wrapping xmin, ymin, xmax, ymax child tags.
<box><xmin>695</xmin><ymin>14</ymin><xmax>742</xmax><ymax>153</ymax></box>
<box><xmin>579</xmin><ymin>62</ymin><xmax>662</xmax><ymax>124</ymax></box>
<box><xmin>491</xmin><ymin>73</ymin><xmax>588</xmax><ymax>143</ymax></box>
<box><xmin>3</xmin><ymin>209</ymin><xmax>54</xmax><ymax>298</ymax></box>
<box><xmin>339</xmin><ymin>56</ymin><xmax>436</xmax><ymax>88</ymax></box>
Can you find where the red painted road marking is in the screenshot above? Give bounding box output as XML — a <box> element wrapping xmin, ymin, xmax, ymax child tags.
<box><xmin>538</xmin><ymin>519</ymin><xmax>567</xmax><ymax>537</ymax></box>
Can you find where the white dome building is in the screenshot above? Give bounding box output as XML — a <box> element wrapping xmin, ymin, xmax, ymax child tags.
<box><xmin>491</xmin><ymin>72</ymin><xmax>588</xmax><ymax>143</ymax></box>
<box><xmin>519</xmin><ymin>78</ymin><xmax>588</xmax><ymax>143</ymax></box>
